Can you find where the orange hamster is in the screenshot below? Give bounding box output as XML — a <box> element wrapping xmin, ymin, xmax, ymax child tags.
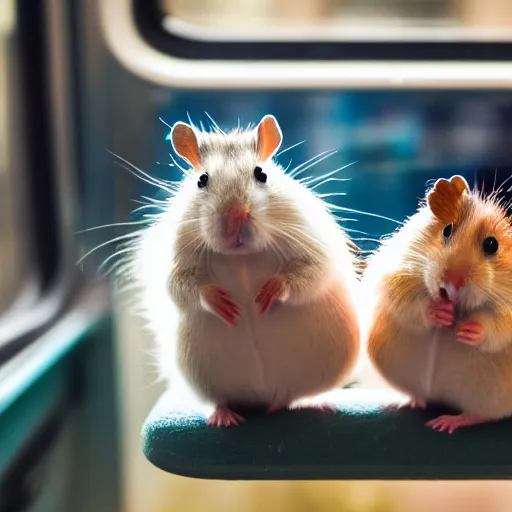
<box><xmin>362</xmin><ymin>174</ymin><xmax>512</xmax><ymax>433</ymax></box>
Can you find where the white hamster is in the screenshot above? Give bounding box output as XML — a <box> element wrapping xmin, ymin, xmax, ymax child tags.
<box><xmin>132</xmin><ymin>115</ymin><xmax>360</xmax><ymax>427</ymax></box>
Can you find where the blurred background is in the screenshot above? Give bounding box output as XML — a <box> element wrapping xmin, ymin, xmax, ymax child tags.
<box><xmin>166</xmin><ymin>0</ymin><xmax>512</xmax><ymax>30</ymax></box>
<box><xmin>2</xmin><ymin>0</ymin><xmax>512</xmax><ymax>510</ymax></box>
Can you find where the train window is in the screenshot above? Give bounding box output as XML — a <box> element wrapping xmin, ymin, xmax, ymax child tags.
<box><xmin>0</xmin><ymin>0</ymin><xmax>79</xmax><ymax>360</ymax></box>
<box><xmin>97</xmin><ymin>0</ymin><xmax>512</xmax><ymax>484</ymax></box>
<box><xmin>0</xmin><ymin>1</ymin><xmax>21</xmax><ymax>314</ymax></box>
<box><xmin>130</xmin><ymin>0</ymin><xmax>512</xmax><ymax>62</ymax></box>
<box><xmin>160</xmin><ymin>0</ymin><xmax>512</xmax><ymax>36</ymax></box>
<box><xmin>99</xmin><ymin>0</ymin><xmax>512</xmax><ymax>88</ymax></box>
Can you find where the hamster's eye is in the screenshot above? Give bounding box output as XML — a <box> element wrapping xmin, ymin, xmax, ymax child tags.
<box><xmin>197</xmin><ymin>173</ymin><xmax>208</xmax><ymax>189</ymax></box>
<box><xmin>254</xmin><ymin>166</ymin><xmax>267</xmax><ymax>184</ymax></box>
<box><xmin>442</xmin><ymin>224</ymin><xmax>453</xmax><ymax>240</ymax></box>
<box><xmin>482</xmin><ymin>236</ymin><xmax>499</xmax><ymax>256</ymax></box>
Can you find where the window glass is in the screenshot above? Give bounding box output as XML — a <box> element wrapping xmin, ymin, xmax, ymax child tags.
<box><xmin>160</xmin><ymin>0</ymin><xmax>512</xmax><ymax>36</ymax></box>
<box><xmin>0</xmin><ymin>1</ymin><xmax>21</xmax><ymax>313</ymax></box>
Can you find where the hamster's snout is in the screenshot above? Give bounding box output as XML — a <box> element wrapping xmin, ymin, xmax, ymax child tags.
<box><xmin>439</xmin><ymin>267</ymin><xmax>468</xmax><ymax>302</ymax></box>
<box><xmin>224</xmin><ymin>204</ymin><xmax>250</xmax><ymax>238</ymax></box>
<box><xmin>220</xmin><ymin>203</ymin><xmax>253</xmax><ymax>251</ymax></box>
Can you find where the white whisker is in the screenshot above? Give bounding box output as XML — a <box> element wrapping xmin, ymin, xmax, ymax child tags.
<box><xmin>140</xmin><ymin>195</ymin><xmax>172</xmax><ymax>205</ymax></box>
<box><xmin>204</xmin><ymin>112</ymin><xmax>225</xmax><ymax>134</ymax></box>
<box><xmin>113</xmin><ymin>161</ymin><xmax>174</xmax><ymax>195</ymax></box>
<box><xmin>159</xmin><ymin>117</ymin><xmax>172</xmax><ymax>130</ymax></box>
<box><xmin>77</xmin><ymin>232</ymin><xmax>142</xmax><ymax>266</ymax></box>
<box><xmin>168</xmin><ymin>151</ymin><xmax>191</xmax><ymax>175</ymax></box>
<box><xmin>300</xmin><ymin>162</ymin><xmax>356</xmax><ymax>187</ymax></box>
<box><xmin>350</xmin><ymin>237</ymin><xmax>381</xmax><ymax>244</ymax></box>
<box><xmin>131</xmin><ymin>204</ymin><xmax>164</xmax><ymax>215</ymax></box>
<box><xmin>344</xmin><ymin>228</ymin><xmax>376</xmax><ymax>236</ymax></box>
<box><xmin>107</xmin><ymin>149</ymin><xmax>175</xmax><ymax>192</ymax></box>
<box><xmin>98</xmin><ymin>247</ymin><xmax>135</xmax><ymax>274</ymax></box>
<box><xmin>75</xmin><ymin>220</ymin><xmax>149</xmax><ymax>234</ymax></box>
<box><xmin>333</xmin><ymin>217</ymin><xmax>358</xmax><ymax>223</ymax></box>
<box><xmin>326</xmin><ymin>204</ymin><xmax>402</xmax><ymax>225</ymax></box>
<box><xmin>107</xmin><ymin>258</ymin><xmax>132</xmax><ymax>278</ymax></box>
<box><xmin>174</xmin><ymin>236</ymin><xmax>203</xmax><ymax>261</ymax></box>
<box><xmin>307</xmin><ymin>177</ymin><xmax>351</xmax><ymax>190</ymax></box>
<box><xmin>270</xmin><ymin>224</ymin><xmax>325</xmax><ymax>257</ymax></box>
<box><xmin>289</xmin><ymin>149</ymin><xmax>338</xmax><ymax>179</ymax></box>
<box><xmin>317</xmin><ymin>192</ymin><xmax>347</xmax><ymax>198</ymax></box>
<box><xmin>276</xmin><ymin>140</ymin><xmax>306</xmax><ymax>158</ymax></box>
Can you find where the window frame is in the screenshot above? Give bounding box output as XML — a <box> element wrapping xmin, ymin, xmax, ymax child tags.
<box><xmin>134</xmin><ymin>0</ymin><xmax>512</xmax><ymax>62</ymax></box>
<box><xmin>100</xmin><ymin>0</ymin><xmax>512</xmax><ymax>90</ymax></box>
<box><xmin>0</xmin><ymin>0</ymin><xmax>82</xmax><ymax>362</ymax></box>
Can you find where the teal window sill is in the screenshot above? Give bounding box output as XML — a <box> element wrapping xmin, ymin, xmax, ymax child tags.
<box><xmin>0</xmin><ymin>285</ymin><xmax>109</xmax><ymax>475</ymax></box>
<box><xmin>142</xmin><ymin>388</ymin><xmax>512</xmax><ymax>480</ymax></box>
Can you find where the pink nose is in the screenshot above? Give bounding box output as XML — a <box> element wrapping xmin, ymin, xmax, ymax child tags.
<box><xmin>442</xmin><ymin>269</ymin><xmax>466</xmax><ymax>291</ymax></box>
<box><xmin>224</xmin><ymin>205</ymin><xmax>250</xmax><ymax>237</ymax></box>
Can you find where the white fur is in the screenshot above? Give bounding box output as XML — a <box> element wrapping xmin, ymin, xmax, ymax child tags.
<box><xmin>130</xmin><ymin>123</ymin><xmax>360</xmax><ymax>410</ymax></box>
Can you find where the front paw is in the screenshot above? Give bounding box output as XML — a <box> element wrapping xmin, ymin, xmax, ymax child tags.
<box><xmin>428</xmin><ymin>298</ymin><xmax>454</xmax><ymax>327</ymax></box>
<box><xmin>255</xmin><ymin>276</ymin><xmax>286</xmax><ymax>314</ymax></box>
<box><xmin>199</xmin><ymin>285</ymin><xmax>240</xmax><ymax>326</ymax></box>
<box><xmin>456</xmin><ymin>320</ymin><xmax>483</xmax><ymax>345</ymax></box>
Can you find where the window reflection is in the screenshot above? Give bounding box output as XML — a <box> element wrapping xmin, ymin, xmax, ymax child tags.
<box><xmin>0</xmin><ymin>0</ymin><xmax>20</xmax><ymax>313</ymax></box>
<box><xmin>161</xmin><ymin>0</ymin><xmax>512</xmax><ymax>34</ymax></box>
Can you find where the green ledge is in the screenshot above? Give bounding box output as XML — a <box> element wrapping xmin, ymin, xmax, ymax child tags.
<box><xmin>142</xmin><ymin>388</ymin><xmax>512</xmax><ymax>480</ymax></box>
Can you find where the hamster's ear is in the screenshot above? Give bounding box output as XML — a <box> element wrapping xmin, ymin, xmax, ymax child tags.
<box><xmin>427</xmin><ymin>174</ymin><xmax>469</xmax><ymax>223</ymax></box>
<box><xmin>449</xmin><ymin>175</ymin><xmax>470</xmax><ymax>195</ymax></box>
<box><xmin>170</xmin><ymin>122</ymin><xmax>201</xmax><ymax>168</ymax></box>
<box><xmin>256</xmin><ymin>115</ymin><xmax>282</xmax><ymax>160</ymax></box>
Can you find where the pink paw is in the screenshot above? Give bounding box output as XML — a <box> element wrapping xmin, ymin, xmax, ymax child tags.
<box><xmin>384</xmin><ymin>397</ymin><xmax>427</xmax><ymax>412</ymax></box>
<box><xmin>426</xmin><ymin>413</ymin><xmax>488</xmax><ymax>434</ymax></box>
<box><xmin>457</xmin><ymin>321</ymin><xmax>483</xmax><ymax>344</ymax></box>
<box><xmin>255</xmin><ymin>276</ymin><xmax>286</xmax><ymax>314</ymax></box>
<box><xmin>302</xmin><ymin>403</ymin><xmax>337</xmax><ymax>413</ymax></box>
<box><xmin>290</xmin><ymin>401</ymin><xmax>337</xmax><ymax>413</ymax></box>
<box><xmin>200</xmin><ymin>285</ymin><xmax>240</xmax><ymax>326</ymax></box>
<box><xmin>409</xmin><ymin>398</ymin><xmax>427</xmax><ymax>409</ymax></box>
<box><xmin>207</xmin><ymin>406</ymin><xmax>245</xmax><ymax>427</ymax></box>
<box><xmin>428</xmin><ymin>299</ymin><xmax>454</xmax><ymax>327</ymax></box>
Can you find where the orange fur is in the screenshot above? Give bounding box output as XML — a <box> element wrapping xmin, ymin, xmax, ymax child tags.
<box><xmin>427</xmin><ymin>175</ymin><xmax>469</xmax><ymax>225</ymax></box>
<box><xmin>257</xmin><ymin>115</ymin><xmax>282</xmax><ymax>160</ymax></box>
<box><xmin>363</xmin><ymin>174</ymin><xmax>512</xmax><ymax>425</ymax></box>
<box><xmin>385</xmin><ymin>272</ymin><xmax>425</xmax><ymax>308</ymax></box>
<box><xmin>171</xmin><ymin>123</ymin><xmax>201</xmax><ymax>168</ymax></box>
<box><xmin>367</xmin><ymin>304</ymin><xmax>398</xmax><ymax>377</ymax></box>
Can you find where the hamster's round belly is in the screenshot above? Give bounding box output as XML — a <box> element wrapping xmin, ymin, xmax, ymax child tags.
<box><xmin>385</xmin><ymin>328</ymin><xmax>512</xmax><ymax>418</ymax></box>
<box><xmin>177</xmin><ymin>251</ymin><xmax>358</xmax><ymax>407</ymax></box>
<box><xmin>431</xmin><ymin>338</ymin><xmax>512</xmax><ymax>418</ymax></box>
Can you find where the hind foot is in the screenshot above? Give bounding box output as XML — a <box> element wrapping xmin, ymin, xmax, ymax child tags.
<box><xmin>207</xmin><ymin>406</ymin><xmax>245</xmax><ymax>427</ymax></box>
<box><xmin>384</xmin><ymin>397</ymin><xmax>427</xmax><ymax>412</ymax></box>
<box><xmin>426</xmin><ymin>413</ymin><xmax>491</xmax><ymax>434</ymax></box>
<box><xmin>300</xmin><ymin>402</ymin><xmax>337</xmax><ymax>413</ymax></box>
<box><xmin>290</xmin><ymin>398</ymin><xmax>337</xmax><ymax>413</ymax></box>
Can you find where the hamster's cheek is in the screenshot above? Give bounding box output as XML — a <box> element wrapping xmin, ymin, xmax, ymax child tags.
<box><xmin>252</xmin><ymin>187</ymin><xmax>270</xmax><ymax>210</ymax></box>
<box><xmin>422</xmin><ymin>264</ymin><xmax>441</xmax><ymax>299</ymax></box>
<box><xmin>203</xmin><ymin>219</ymin><xmax>222</xmax><ymax>249</ymax></box>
